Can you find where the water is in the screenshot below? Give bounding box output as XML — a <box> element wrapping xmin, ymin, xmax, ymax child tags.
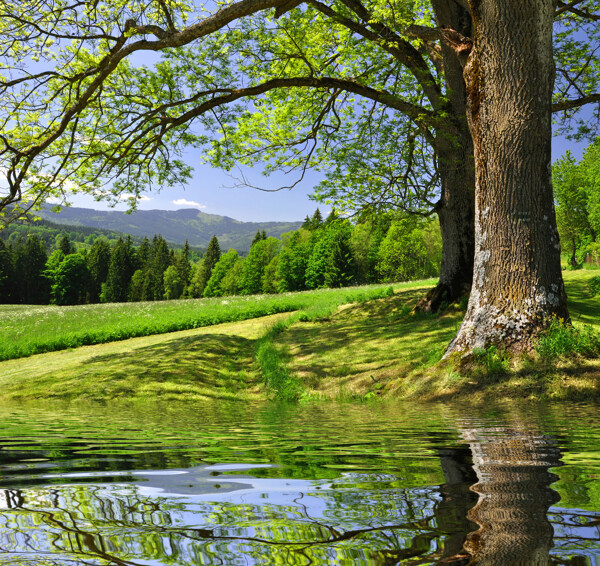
<box><xmin>0</xmin><ymin>401</ymin><xmax>597</xmax><ymax>565</ymax></box>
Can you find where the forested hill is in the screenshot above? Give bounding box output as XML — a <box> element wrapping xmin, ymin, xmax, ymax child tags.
<box><xmin>37</xmin><ymin>205</ymin><xmax>302</xmax><ymax>251</ymax></box>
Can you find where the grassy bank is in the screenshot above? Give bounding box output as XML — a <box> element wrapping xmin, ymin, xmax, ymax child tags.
<box><xmin>0</xmin><ymin>280</ymin><xmax>431</xmax><ymax>402</ymax></box>
<box><xmin>0</xmin><ymin>314</ymin><xmax>289</xmax><ymax>402</ymax></box>
<box><xmin>271</xmin><ymin>269</ymin><xmax>600</xmax><ymax>402</ymax></box>
<box><xmin>0</xmin><ymin>283</ymin><xmax>407</xmax><ymax>361</ymax></box>
<box><xmin>2</xmin><ymin>272</ymin><xmax>598</xmax><ymax>403</ymax></box>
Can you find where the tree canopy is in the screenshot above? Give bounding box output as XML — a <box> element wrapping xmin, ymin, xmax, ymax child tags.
<box><xmin>1</xmin><ymin>0</ymin><xmax>597</xmax><ymax>220</ymax></box>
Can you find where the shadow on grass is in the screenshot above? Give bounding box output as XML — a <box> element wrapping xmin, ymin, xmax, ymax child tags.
<box><xmin>9</xmin><ymin>332</ymin><xmax>261</xmax><ymax>402</ymax></box>
<box><xmin>563</xmin><ymin>270</ymin><xmax>600</xmax><ymax>326</ymax></box>
<box><xmin>422</xmin><ymin>357</ymin><xmax>600</xmax><ymax>404</ymax></box>
<box><xmin>277</xmin><ymin>289</ymin><xmax>463</xmax><ymax>394</ymax></box>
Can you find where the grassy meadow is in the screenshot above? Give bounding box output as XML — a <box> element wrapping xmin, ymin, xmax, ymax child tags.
<box><xmin>0</xmin><ymin>282</ymin><xmax>414</xmax><ymax>361</ymax></box>
<box><xmin>1</xmin><ymin>271</ymin><xmax>599</xmax><ymax>404</ymax></box>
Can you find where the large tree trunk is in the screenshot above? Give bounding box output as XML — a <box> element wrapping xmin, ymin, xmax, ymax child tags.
<box><xmin>417</xmin><ymin>0</ymin><xmax>475</xmax><ymax>313</ymax></box>
<box><xmin>447</xmin><ymin>0</ymin><xmax>569</xmax><ymax>354</ymax></box>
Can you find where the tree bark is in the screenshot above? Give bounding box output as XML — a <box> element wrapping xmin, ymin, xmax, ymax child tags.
<box><xmin>417</xmin><ymin>0</ymin><xmax>475</xmax><ymax>313</ymax></box>
<box><xmin>447</xmin><ymin>0</ymin><xmax>569</xmax><ymax>353</ymax></box>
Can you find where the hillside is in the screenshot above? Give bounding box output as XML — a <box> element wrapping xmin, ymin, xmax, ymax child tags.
<box><xmin>37</xmin><ymin>205</ymin><xmax>302</xmax><ymax>251</ymax></box>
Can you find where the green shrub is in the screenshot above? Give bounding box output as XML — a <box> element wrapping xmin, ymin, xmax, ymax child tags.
<box><xmin>589</xmin><ymin>275</ymin><xmax>600</xmax><ymax>296</ymax></box>
<box><xmin>536</xmin><ymin>319</ymin><xmax>600</xmax><ymax>361</ymax></box>
<box><xmin>471</xmin><ymin>346</ymin><xmax>509</xmax><ymax>375</ymax></box>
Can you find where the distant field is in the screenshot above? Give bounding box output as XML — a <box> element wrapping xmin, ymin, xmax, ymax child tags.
<box><xmin>0</xmin><ymin>280</ymin><xmax>436</xmax><ymax>362</ymax></box>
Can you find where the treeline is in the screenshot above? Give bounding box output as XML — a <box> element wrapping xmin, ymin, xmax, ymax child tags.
<box><xmin>0</xmin><ymin>210</ymin><xmax>442</xmax><ymax>305</ymax></box>
<box><xmin>182</xmin><ymin>210</ymin><xmax>441</xmax><ymax>298</ymax></box>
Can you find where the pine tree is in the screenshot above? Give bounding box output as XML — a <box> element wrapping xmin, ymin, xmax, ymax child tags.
<box><xmin>57</xmin><ymin>234</ymin><xmax>75</xmax><ymax>255</ymax></box>
<box><xmin>176</xmin><ymin>239</ymin><xmax>191</xmax><ymax>288</ymax></box>
<box><xmin>13</xmin><ymin>235</ymin><xmax>50</xmax><ymax>304</ymax></box>
<box><xmin>86</xmin><ymin>238</ymin><xmax>111</xmax><ymax>302</ymax></box>
<box><xmin>251</xmin><ymin>230</ymin><xmax>263</xmax><ymax>246</ymax></box>
<box><xmin>102</xmin><ymin>237</ymin><xmax>136</xmax><ymax>302</ymax></box>
<box><xmin>0</xmin><ymin>240</ymin><xmax>14</xmax><ymax>302</ymax></box>
<box><xmin>146</xmin><ymin>235</ymin><xmax>171</xmax><ymax>300</ymax></box>
<box><xmin>197</xmin><ymin>235</ymin><xmax>221</xmax><ymax>295</ymax></box>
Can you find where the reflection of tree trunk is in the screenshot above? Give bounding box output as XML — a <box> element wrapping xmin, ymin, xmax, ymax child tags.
<box><xmin>461</xmin><ymin>427</ymin><xmax>561</xmax><ymax>566</ymax></box>
<box><xmin>436</xmin><ymin>447</ymin><xmax>478</xmax><ymax>562</ymax></box>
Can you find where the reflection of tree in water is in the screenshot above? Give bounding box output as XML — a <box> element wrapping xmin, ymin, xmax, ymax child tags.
<box><xmin>0</xmin><ymin>435</ymin><xmax>597</xmax><ymax>565</ymax></box>
<box><xmin>460</xmin><ymin>425</ymin><xmax>561</xmax><ymax>566</ymax></box>
<box><xmin>0</xmin><ymin>463</ymin><xmax>482</xmax><ymax>565</ymax></box>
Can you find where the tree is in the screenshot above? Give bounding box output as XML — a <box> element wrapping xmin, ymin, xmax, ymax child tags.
<box><xmin>195</xmin><ymin>236</ymin><xmax>222</xmax><ymax>296</ymax></box>
<box><xmin>203</xmin><ymin>250</ymin><xmax>240</xmax><ymax>297</ymax></box>
<box><xmin>324</xmin><ymin>225</ymin><xmax>356</xmax><ymax>288</ymax></box>
<box><xmin>86</xmin><ymin>238</ymin><xmax>111</xmax><ymax>302</ymax></box>
<box><xmin>239</xmin><ymin>237</ymin><xmax>280</xmax><ymax>294</ymax></box>
<box><xmin>51</xmin><ymin>253</ymin><xmax>89</xmax><ymax>305</ymax></box>
<box><xmin>146</xmin><ymin>235</ymin><xmax>171</xmax><ymax>300</ymax></box>
<box><xmin>278</xmin><ymin>230</ymin><xmax>311</xmax><ymax>291</ymax></box>
<box><xmin>12</xmin><ymin>235</ymin><xmax>50</xmax><ymax>304</ymax></box>
<box><xmin>1</xmin><ymin>0</ymin><xmax>598</xmax><ymax>352</ymax></box>
<box><xmin>447</xmin><ymin>0</ymin><xmax>569</xmax><ymax>353</ymax></box>
<box><xmin>553</xmin><ymin>152</ymin><xmax>595</xmax><ymax>267</ymax></box>
<box><xmin>163</xmin><ymin>265</ymin><xmax>185</xmax><ymax>300</ymax></box>
<box><xmin>177</xmin><ymin>240</ymin><xmax>192</xmax><ymax>288</ymax></box>
<box><xmin>0</xmin><ymin>240</ymin><xmax>14</xmax><ymax>301</ymax></box>
<box><xmin>377</xmin><ymin>218</ymin><xmax>438</xmax><ymax>282</ymax></box>
<box><xmin>57</xmin><ymin>235</ymin><xmax>76</xmax><ymax>256</ymax></box>
<box><xmin>102</xmin><ymin>237</ymin><xmax>136</xmax><ymax>303</ymax></box>
<box><xmin>0</xmin><ymin>0</ymin><xmax>477</xmax><ymax>312</ymax></box>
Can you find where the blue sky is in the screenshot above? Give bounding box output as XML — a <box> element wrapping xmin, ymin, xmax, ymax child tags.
<box><xmin>67</xmin><ymin>131</ymin><xmax>588</xmax><ymax>223</ymax></box>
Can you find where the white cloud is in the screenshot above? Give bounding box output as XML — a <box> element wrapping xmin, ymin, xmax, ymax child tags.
<box><xmin>172</xmin><ymin>198</ymin><xmax>206</xmax><ymax>209</ymax></box>
<box><xmin>119</xmin><ymin>193</ymin><xmax>151</xmax><ymax>202</ymax></box>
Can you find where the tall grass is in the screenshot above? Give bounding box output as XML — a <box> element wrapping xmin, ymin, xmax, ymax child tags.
<box><xmin>0</xmin><ymin>284</ymin><xmax>402</xmax><ymax>362</ymax></box>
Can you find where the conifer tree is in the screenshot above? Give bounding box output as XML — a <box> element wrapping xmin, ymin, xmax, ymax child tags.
<box><xmin>102</xmin><ymin>237</ymin><xmax>136</xmax><ymax>302</ymax></box>
<box><xmin>0</xmin><ymin>240</ymin><xmax>14</xmax><ymax>302</ymax></box>
<box><xmin>13</xmin><ymin>235</ymin><xmax>50</xmax><ymax>304</ymax></box>
<box><xmin>57</xmin><ymin>234</ymin><xmax>75</xmax><ymax>255</ymax></box>
<box><xmin>197</xmin><ymin>235</ymin><xmax>221</xmax><ymax>295</ymax></box>
<box><xmin>86</xmin><ymin>238</ymin><xmax>111</xmax><ymax>302</ymax></box>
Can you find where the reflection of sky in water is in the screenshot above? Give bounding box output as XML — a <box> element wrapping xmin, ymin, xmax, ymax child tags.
<box><xmin>0</xmin><ymin>467</ymin><xmax>443</xmax><ymax>566</ymax></box>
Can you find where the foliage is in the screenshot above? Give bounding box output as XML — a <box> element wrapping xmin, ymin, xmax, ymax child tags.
<box><xmin>536</xmin><ymin>318</ymin><xmax>600</xmax><ymax>361</ymax></box>
<box><xmin>589</xmin><ymin>275</ymin><xmax>600</xmax><ymax>295</ymax></box>
<box><xmin>376</xmin><ymin>217</ymin><xmax>440</xmax><ymax>282</ymax></box>
<box><xmin>51</xmin><ymin>254</ymin><xmax>90</xmax><ymax>305</ymax></box>
<box><xmin>239</xmin><ymin>237</ymin><xmax>280</xmax><ymax>294</ymax></box>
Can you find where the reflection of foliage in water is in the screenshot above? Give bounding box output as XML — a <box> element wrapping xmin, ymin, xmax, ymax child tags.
<box><xmin>0</xmin><ymin>480</ymin><xmax>457</xmax><ymax>564</ymax></box>
<box><xmin>0</xmin><ymin>401</ymin><xmax>597</xmax><ymax>564</ymax></box>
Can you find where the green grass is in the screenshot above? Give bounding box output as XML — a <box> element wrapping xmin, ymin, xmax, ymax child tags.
<box><xmin>7</xmin><ymin>272</ymin><xmax>598</xmax><ymax>405</ymax></box>
<box><xmin>0</xmin><ymin>279</ymin><xmax>432</xmax><ymax>402</ymax></box>
<box><xmin>0</xmin><ymin>315</ymin><xmax>287</xmax><ymax>402</ymax></box>
<box><xmin>0</xmin><ymin>283</ymin><xmax>411</xmax><ymax>362</ymax></box>
<box><xmin>270</xmin><ymin>270</ymin><xmax>600</xmax><ymax>403</ymax></box>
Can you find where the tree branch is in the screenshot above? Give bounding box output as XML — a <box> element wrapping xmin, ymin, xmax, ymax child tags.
<box><xmin>555</xmin><ymin>0</ymin><xmax>600</xmax><ymax>20</ymax></box>
<box><xmin>552</xmin><ymin>93</ymin><xmax>600</xmax><ymax>111</ymax></box>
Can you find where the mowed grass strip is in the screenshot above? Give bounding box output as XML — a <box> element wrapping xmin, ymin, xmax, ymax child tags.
<box><xmin>0</xmin><ymin>283</ymin><xmax>411</xmax><ymax>361</ymax></box>
<box><xmin>0</xmin><ymin>314</ymin><xmax>290</xmax><ymax>402</ymax></box>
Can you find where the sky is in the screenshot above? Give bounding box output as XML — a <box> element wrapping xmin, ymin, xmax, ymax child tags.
<box><xmin>65</xmin><ymin>131</ymin><xmax>588</xmax><ymax>223</ymax></box>
<box><xmin>68</xmin><ymin>160</ymin><xmax>327</xmax><ymax>223</ymax></box>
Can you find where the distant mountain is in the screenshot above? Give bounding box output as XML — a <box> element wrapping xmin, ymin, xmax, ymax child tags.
<box><xmin>37</xmin><ymin>205</ymin><xmax>302</xmax><ymax>252</ymax></box>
